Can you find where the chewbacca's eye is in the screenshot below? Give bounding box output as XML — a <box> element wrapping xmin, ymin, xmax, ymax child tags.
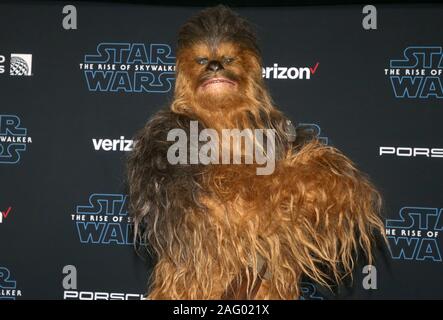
<box><xmin>196</xmin><ymin>57</ymin><xmax>209</xmax><ymax>65</ymax></box>
<box><xmin>222</xmin><ymin>57</ymin><xmax>235</xmax><ymax>64</ymax></box>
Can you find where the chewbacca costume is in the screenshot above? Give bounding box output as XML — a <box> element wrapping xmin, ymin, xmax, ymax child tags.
<box><xmin>127</xmin><ymin>5</ymin><xmax>385</xmax><ymax>300</ymax></box>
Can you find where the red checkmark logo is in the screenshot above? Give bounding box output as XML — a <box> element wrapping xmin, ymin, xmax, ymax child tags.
<box><xmin>310</xmin><ymin>62</ymin><xmax>320</xmax><ymax>74</ymax></box>
<box><xmin>2</xmin><ymin>207</ymin><xmax>12</xmax><ymax>219</ymax></box>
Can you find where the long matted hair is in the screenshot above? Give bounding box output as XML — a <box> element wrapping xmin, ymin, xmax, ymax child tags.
<box><xmin>127</xmin><ymin>5</ymin><xmax>386</xmax><ymax>299</ymax></box>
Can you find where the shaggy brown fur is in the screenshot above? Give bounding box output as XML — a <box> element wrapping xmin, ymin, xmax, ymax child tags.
<box><xmin>127</xmin><ymin>5</ymin><xmax>385</xmax><ymax>299</ymax></box>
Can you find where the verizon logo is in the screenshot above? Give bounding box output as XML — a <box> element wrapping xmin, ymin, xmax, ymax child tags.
<box><xmin>0</xmin><ymin>207</ymin><xmax>12</xmax><ymax>223</ymax></box>
<box><xmin>262</xmin><ymin>62</ymin><xmax>320</xmax><ymax>79</ymax></box>
<box><xmin>92</xmin><ymin>137</ymin><xmax>134</xmax><ymax>152</ymax></box>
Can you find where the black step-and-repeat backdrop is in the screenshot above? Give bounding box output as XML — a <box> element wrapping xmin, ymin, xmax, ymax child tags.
<box><xmin>1</xmin><ymin>2</ymin><xmax>442</xmax><ymax>300</ymax></box>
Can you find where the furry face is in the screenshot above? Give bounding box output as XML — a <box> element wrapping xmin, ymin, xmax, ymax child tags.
<box><xmin>191</xmin><ymin>42</ymin><xmax>242</xmax><ymax>96</ymax></box>
<box><xmin>172</xmin><ymin>6</ymin><xmax>266</xmax><ymax>123</ymax></box>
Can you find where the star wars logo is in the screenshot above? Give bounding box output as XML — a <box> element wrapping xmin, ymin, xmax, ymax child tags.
<box><xmin>386</xmin><ymin>207</ymin><xmax>442</xmax><ymax>262</ymax></box>
<box><xmin>299</xmin><ymin>282</ymin><xmax>324</xmax><ymax>300</ymax></box>
<box><xmin>384</xmin><ymin>46</ymin><xmax>443</xmax><ymax>99</ymax></box>
<box><xmin>296</xmin><ymin>123</ymin><xmax>328</xmax><ymax>145</ymax></box>
<box><xmin>0</xmin><ymin>267</ymin><xmax>22</xmax><ymax>300</ymax></box>
<box><xmin>72</xmin><ymin>193</ymin><xmax>134</xmax><ymax>245</ymax></box>
<box><xmin>80</xmin><ymin>43</ymin><xmax>175</xmax><ymax>93</ymax></box>
<box><xmin>0</xmin><ymin>115</ymin><xmax>32</xmax><ymax>164</ymax></box>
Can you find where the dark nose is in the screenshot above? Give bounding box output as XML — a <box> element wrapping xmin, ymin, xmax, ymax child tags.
<box><xmin>206</xmin><ymin>60</ymin><xmax>223</xmax><ymax>72</ymax></box>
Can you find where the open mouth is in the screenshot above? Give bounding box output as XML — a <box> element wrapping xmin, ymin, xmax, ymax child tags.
<box><xmin>201</xmin><ymin>77</ymin><xmax>236</xmax><ymax>88</ymax></box>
